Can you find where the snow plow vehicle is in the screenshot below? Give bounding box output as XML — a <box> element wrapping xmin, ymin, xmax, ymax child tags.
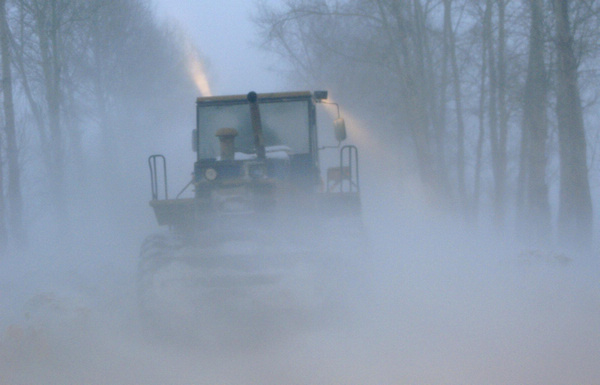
<box><xmin>138</xmin><ymin>91</ymin><xmax>363</xmax><ymax>342</ymax></box>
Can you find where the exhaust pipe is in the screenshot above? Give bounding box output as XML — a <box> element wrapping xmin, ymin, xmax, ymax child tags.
<box><xmin>247</xmin><ymin>91</ymin><xmax>266</xmax><ymax>160</ymax></box>
<box><xmin>215</xmin><ymin>127</ymin><xmax>238</xmax><ymax>161</ymax></box>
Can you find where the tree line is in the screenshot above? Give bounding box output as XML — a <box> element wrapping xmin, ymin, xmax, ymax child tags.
<box><xmin>0</xmin><ymin>0</ymin><xmax>197</xmax><ymax>253</ymax></box>
<box><xmin>256</xmin><ymin>0</ymin><xmax>599</xmax><ymax>251</ymax></box>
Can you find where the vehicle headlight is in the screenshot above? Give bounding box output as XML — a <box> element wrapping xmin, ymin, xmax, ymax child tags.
<box><xmin>204</xmin><ymin>168</ymin><xmax>218</xmax><ymax>181</ymax></box>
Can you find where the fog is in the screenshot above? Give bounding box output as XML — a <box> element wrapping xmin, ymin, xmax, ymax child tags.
<box><xmin>1</xmin><ymin>1</ymin><xmax>599</xmax><ymax>384</ymax></box>
<box><xmin>1</xmin><ymin>118</ymin><xmax>598</xmax><ymax>384</ymax></box>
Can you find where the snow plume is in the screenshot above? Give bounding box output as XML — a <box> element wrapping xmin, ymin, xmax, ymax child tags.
<box><xmin>1</xmin><ymin>102</ymin><xmax>599</xmax><ymax>385</ymax></box>
<box><xmin>319</xmin><ymin>94</ymin><xmax>429</xmax><ymax>205</ymax></box>
<box><xmin>1</xmin><ymin>189</ymin><xmax>598</xmax><ymax>385</ymax></box>
<box><xmin>184</xmin><ymin>38</ymin><xmax>212</xmax><ymax>97</ymax></box>
<box><xmin>321</xmin><ymin>94</ymin><xmax>394</xmax><ymax>162</ymax></box>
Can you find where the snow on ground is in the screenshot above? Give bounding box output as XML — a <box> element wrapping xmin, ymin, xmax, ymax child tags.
<box><xmin>0</xmin><ymin>200</ymin><xmax>599</xmax><ymax>385</ymax></box>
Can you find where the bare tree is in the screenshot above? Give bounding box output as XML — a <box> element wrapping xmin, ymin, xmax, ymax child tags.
<box><xmin>553</xmin><ymin>0</ymin><xmax>593</xmax><ymax>248</ymax></box>
<box><xmin>472</xmin><ymin>1</ymin><xmax>489</xmax><ymax>221</ymax></box>
<box><xmin>0</xmin><ymin>0</ymin><xmax>25</xmax><ymax>247</ymax></box>
<box><xmin>253</xmin><ymin>0</ymin><xmax>600</xmax><ymax>253</ymax></box>
<box><xmin>444</xmin><ymin>0</ymin><xmax>467</xmax><ymax>212</ymax></box>
<box><xmin>518</xmin><ymin>0</ymin><xmax>551</xmax><ymax>242</ymax></box>
<box><xmin>257</xmin><ymin>0</ymin><xmax>461</xmax><ymax>203</ymax></box>
<box><xmin>496</xmin><ymin>0</ymin><xmax>509</xmax><ymax>226</ymax></box>
<box><xmin>12</xmin><ymin>0</ymin><xmax>88</xmax><ymax>221</ymax></box>
<box><xmin>0</xmin><ymin>137</ymin><xmax>5</xmax><ymax>253</ymax></box>
<box><xmin>484</xmin><ymin>0</ymin><xmax>510</xmax><ymax>228</ymax></box>
<box><xmin>2</xmin><ymin>0</ymin><xmax>197</xmax><ymax>239</ymax></box>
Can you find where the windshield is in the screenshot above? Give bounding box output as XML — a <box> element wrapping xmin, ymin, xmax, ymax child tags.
<box><xmin>197</xmin><ymin>100</ymin><xmax>310</xmax><ymax>159</ymax></box>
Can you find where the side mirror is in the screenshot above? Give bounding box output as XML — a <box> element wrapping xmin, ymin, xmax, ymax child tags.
<box><xmin>334</xmin><ymin>118</ymin><xmax>347</xmax><ymax>143</ymax></box>
<box><xmin>192</xmin><ymin>129</ymin><xmax>198</xmax><ymax>152</ymax></box>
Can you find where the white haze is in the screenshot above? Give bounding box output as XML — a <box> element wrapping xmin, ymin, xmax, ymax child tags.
<box><xmin>1</xmin><ymin>3</ymin><xmax>599</xmax><ymax>385</ymax></box>
<box><xmin>1</xmin><ymin>115</ymin><xmax>598</xmax><ymax>384</ymax></box>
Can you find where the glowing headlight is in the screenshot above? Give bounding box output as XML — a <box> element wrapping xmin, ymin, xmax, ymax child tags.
<box><xmin>204</xmin><ymin>168</ymin><xmax>217</xmax><ymax>181</ymax></box>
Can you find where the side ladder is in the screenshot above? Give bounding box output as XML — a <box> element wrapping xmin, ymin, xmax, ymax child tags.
<box><xmin>326</xmin><ymin>145</ymin><xmax>359</xmax><ymax>193</ymax></box>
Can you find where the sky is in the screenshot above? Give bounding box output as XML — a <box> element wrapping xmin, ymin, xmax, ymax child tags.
<box><xmin>153</xmin><ymin>0</ymin><xmax>289</xmax><ymax>95</ymax></box>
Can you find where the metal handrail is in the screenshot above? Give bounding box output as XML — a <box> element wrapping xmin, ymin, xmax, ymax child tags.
<box><xmin>148</xmin><ymin>154</ymin><xmax>167</xmax><ymax>200</ymax></box>
<box><xmin>340</xmin><ymin>145</ymin><xmax>359</xmax><ymax>193</ymax></box>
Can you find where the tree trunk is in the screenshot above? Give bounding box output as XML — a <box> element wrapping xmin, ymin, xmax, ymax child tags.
<box><xmin>485</xmin><ymin>0</ymin><xmax>503</xmax><ymax>228</ymax></box>
<box><xmin>444</xmin><ymin>0</ymin><xmax>467</xmax><ymax>213</ymax></box>
<box><xmin>553</xmin><ymin>0</ymin><xmax>593</xmax><ymax>249</ymax></box>
<box><xmin>426</xmin><ymin>1</ymin><xmax>449</xmax><ymax>199</ymax></box>
<box><xmin>0</xmin><ymin>138</ymin><xmax>5</xmax><ymax>254</ymax></box>
<box><xmin>379</xmin><ymin>1</ymin><xmax>435</xmax><ymax>196</ymax></box>
<box><xmin>36</xmin><ymin>0</ymin><xmax>67</xmax><ymax>222</ymax></box>
<box><xmin>440</xmin><ymin>0</ymin><xmax>450</xmax><ymax>198</ymax></box>
<box><xmin>520</xmin><ymin>0</ymin><xmax>551</xmax><ymax>242</ymax></box>
<box><xmin>414</xmin><ymin>0</ymin><xmax>445</xmax><ymax>199</ymax></box>
<box><xmin>0</xmin><ymin>0</ymin><xmax>25</xmax><ymax>246</ymax></box>
<box><xmin>497</xmin><ymin>0</ymin><xmax>508</xmax><ymax>224</ymax></box>
<box><xmin>10</xmin><ymin>1</ymin><xmax>49</xmax><ymax>161</ymax></box>
<box><xmin>474</xmin><ymin>0</ymin><xmax>491</xmax><ymax>222</ymax></box>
